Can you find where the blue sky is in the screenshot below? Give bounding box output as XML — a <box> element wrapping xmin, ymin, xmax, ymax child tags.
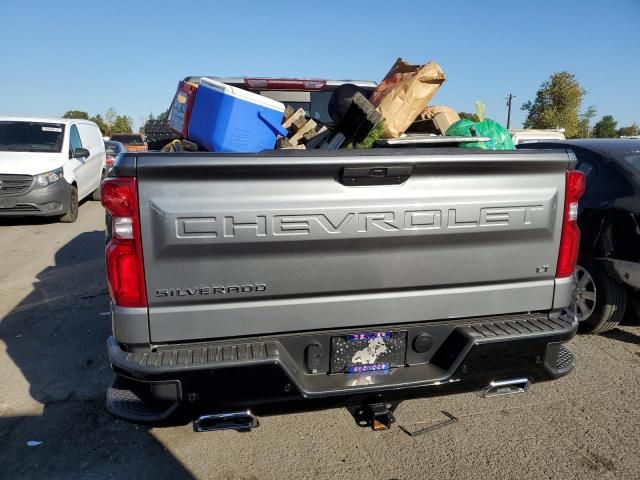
<box><xmin>1</xmin><ymin>0</ymin><xmax>639</xmax><ymax>130</ymax></box>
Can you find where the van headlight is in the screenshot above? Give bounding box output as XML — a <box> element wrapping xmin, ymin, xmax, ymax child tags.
<box><xmin>34</xmin><ymin>168</ymin><xmax>64</xmax><ymax>189</ymax></box>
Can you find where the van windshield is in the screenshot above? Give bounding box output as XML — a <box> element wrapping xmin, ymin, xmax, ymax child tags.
<box><xmin>0</xmin><ymin>121</ymin><xmax>66</xmax><ymax>153</ymax></box>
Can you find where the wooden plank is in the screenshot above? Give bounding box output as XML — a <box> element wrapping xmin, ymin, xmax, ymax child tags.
<box><xmin>289</xmin><ymin>119</ymin><xmax>317</xmax><ymax>145</ymax></box>
<box><xmin>282</xmin><ymin>108</ymin><xmax>306</xmax><ymax>129</ymax></box>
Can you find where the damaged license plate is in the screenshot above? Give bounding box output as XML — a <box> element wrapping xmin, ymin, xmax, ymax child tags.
<box><xmin>331</xmin><ymin>331</ymin><xmax>406</xmax><ymax>373</ymax></box>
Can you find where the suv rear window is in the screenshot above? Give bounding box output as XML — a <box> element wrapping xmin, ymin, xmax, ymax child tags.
<box><xmin>308</xmin><ymin>92</ymin><xmax>333</xmax><ymax>123</ymax></box>
<box><xmin>616</xmin><ymin>153</ymin><xmax>640</xmax><ymax>176</ymax></box>
<box><xmin>105</xmin><ymin>142</ymin><xmax>123</xmax><ymax>154</ymax></box>
<box><xmin>257</xmin><ymin>91</ymin><xmax>334</xmax><ymax>122</ymax></box>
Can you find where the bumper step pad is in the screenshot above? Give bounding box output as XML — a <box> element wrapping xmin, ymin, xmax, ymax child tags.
<box><xmin>123</xmin><ymin>342</ymin><xmax>270</xmax><ymax>370</ymax></box>
<box><xmin>106</xmin><ymin>377</ymin><xmax>178</xmax><ymax>422</ymax></box>
<box><xmin>557</xmin><ymin>344</ymin><xmax>574</xmax><ymax>372</ymax></box>
<box><xmin>461</xmin><ymin>315</ymin><xmax>574</xmax><ymax>339</ymax></box>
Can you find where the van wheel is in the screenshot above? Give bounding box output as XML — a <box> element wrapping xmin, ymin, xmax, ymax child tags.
<box><xmin>575</xmin><ymin>257</ymin><xmax>627</xmax><ymax>334</ymax></box>
<box><xmin>60</xmin><ymin>185</ymin><xmax>79</xmax><ymax>223</ymax></box>
<box><xmin>91</xmin><ymin>170</ymin><xmax>106</xmax><ymax>201</ymax></box>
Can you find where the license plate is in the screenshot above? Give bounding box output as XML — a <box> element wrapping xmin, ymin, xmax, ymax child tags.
<box><xmin>331</xmin><ymin>331</ymin><xmax>406</xmax><ymax>373</ymax></box>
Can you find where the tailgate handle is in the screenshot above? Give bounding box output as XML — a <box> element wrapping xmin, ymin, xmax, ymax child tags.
<box><xmin>340</xmin><ymin>166</ymin><xmax>414</xmax><ymax>186</ymax></box>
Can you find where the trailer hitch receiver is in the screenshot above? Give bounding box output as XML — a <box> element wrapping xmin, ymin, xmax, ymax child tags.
<box><xmin>348</xmin><ymin>401</ymin><xmax>398</xmax><ymax>431</ymax></box>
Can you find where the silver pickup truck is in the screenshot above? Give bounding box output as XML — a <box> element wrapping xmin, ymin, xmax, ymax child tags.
<box><xmin>102</xmin><ymin>144</ymin><xmax>584</xmax><ymax>431</ymax></box>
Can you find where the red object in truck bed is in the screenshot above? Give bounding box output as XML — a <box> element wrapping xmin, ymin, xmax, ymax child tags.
<box><xmin>167</xmin><ymin>81</ymin><xmax>198</xmax><ymax>137</ymax></box>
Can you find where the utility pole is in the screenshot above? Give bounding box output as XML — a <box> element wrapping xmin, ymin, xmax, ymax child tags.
<box><xmin>506</xmin><ymin>93</ymin><xmax>515</xmax><ymax>129</ymax></box>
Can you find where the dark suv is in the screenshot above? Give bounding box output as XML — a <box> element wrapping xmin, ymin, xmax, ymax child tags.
<box><xmin>518</xmin><ymin>139</ymin><xmax>640</xmax><ymax>333</ymax></box>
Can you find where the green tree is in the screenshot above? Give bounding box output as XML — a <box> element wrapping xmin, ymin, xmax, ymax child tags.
<box><xmin>89</xmin><ymin>114</ymin><xmax>107</xmax><ymax>135</ymax></box>
<box><xmin>111</xmin><ymin>115</ymin><xmax>133</xmax><ymax>134</ymax></box>
<box><xmin>578</xmin><ymin>105</ymin><xmax>597</xmax><ymax>138</ymax></box>
<box><xmin>592</xmin><ymin>115</ymin><xmax>618</xmax><ymax>138</ymax></box>
<box><xmin>458</xmin><ymin>112</ymin><xmax>480</xmax><ymax>122</ymax></box>
<box><xmin>139</xmin><ymin>111</ymin><xmax>169</xmax><ymax>134</ymax></box>
<box><xmin>521</xmin><ymin>72</ymin><xmax>586</xmax><ymax>138</ymax></box>
<box><xmin>62</xmin><ymin>110</ymin><xmax>89</xmax><ymax>119</ymax></box>
<box><xmin>617</xmin><ymin>122</ymin><xmax>639</xmax><ymax>137</ymax></box>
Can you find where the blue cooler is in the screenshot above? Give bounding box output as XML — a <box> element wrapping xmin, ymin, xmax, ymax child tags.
<box><xmin>188</xmin><ymin>77</ymin><xmax>288</xmax><ymax>152</ymax></box>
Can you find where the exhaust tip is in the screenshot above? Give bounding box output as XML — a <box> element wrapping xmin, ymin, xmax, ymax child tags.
<box><xmin>483</xmin><ymin>378</ymin><xmax>530</xmax><ymax>398</ymax></box>
<box><xmin>193</xmin><ymin>410</ymin><xmax>259</xmax><ymax>433</ymax></box>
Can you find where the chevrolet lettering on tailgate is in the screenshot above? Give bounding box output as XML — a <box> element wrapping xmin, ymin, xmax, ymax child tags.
<box><xmin>176</xmin><ymin>205</ymin><xmax>545</xmax><ymax>241</ymax></box>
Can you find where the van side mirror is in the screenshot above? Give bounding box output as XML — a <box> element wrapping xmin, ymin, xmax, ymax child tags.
<box><xmin>73</xmin><ymin>147</ymin><xmax>90</xmax><ymax>159</ymax></box>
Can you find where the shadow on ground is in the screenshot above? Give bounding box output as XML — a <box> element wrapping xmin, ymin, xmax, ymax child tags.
<box><xmin>603</xmin><ymin>327</ymin><xmax>640</xmax><ymax>346</ymax></box>
<box><xmin>0</xmin><ymin>216</ymin><xmax>60</xmax><ymax>226</ymax></box>
<box><xmin>0</xmin><ymin>230</ymin><xmax>193</xmax><ymax>479</ymax></box>
<box><xmin>0</xmin><ymin>200</ymin><xmax>91</xmax><ymax>227</ymax></box>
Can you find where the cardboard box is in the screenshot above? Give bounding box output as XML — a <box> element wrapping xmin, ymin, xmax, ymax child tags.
<box><xmin>433</xmin><ymin>110</ymin><xmax>460</xmax><ymax>134</ymax></box>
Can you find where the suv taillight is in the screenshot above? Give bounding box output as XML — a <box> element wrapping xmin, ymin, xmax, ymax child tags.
<box><xmin>101</xmin><ymin>177</ymin><xmax>147</xmax><ymax>307</ymax></box>
<box><xmin>556</xmin><ymin>170</ymin><xmax>585</xmax><ymax>278</ymax></box>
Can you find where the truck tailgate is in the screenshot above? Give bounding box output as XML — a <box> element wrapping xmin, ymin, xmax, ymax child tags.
<box><xmin>135</xmin><ymin>150</ymin><xmax>571</xmax><ymax>343</ymax></box>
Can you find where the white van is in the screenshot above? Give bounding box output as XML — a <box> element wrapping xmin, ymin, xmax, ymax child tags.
<box><xmin>0</xmin><ymin>116</ymin><xmax>106</xmax><ymax>222</ymax></box>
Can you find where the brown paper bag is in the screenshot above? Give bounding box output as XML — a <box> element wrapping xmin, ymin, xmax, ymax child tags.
<box><xmin>370</xmin><ymin>58</ymin><xmax>446</xmax><ymax>138</ymax></box>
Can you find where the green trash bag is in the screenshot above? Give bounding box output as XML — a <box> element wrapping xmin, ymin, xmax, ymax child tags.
<box><xmin>445</xmin><ymin>118</ymin><xmax>515</xmax><ymax>150</ymax></box>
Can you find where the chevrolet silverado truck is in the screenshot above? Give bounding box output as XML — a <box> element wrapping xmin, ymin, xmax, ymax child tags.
<box><xmin>102</xmin><ymin>146</ymin><xmax>584</xmax><ymax>431</ymax></box>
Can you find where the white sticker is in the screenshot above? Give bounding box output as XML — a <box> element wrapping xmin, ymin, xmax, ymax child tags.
<box><xmin>352</xmin><ymin>337</ymin><xmax>388</xmax><ymax>365</ymax></box>
<box><xmin>42</xmin><ymin>126</ymin><xmax>62</xmax><ymax>132</ymax></box>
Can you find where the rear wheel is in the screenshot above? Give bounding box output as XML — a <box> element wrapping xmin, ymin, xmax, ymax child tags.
<box><xmin>575</xmin><ymin>257</ymin><xmax>627</xmax><ymax>334</ymax></box>
<box><xmin>59</xmin><ymin>185</ymin><xmax>79</xmax><ymax>223</ymax></box>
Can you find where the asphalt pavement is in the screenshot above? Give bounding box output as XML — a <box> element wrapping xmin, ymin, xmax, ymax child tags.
<box><xmin>1</xmin><ymin>200</ymin><xmax>639</xmax><ymax>480</ymax></box>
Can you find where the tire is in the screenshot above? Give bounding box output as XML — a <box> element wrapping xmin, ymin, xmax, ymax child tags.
<box><xmin>91</xmin><ymin>170</ymin><xmax>106</xmax><ymax>201</ymax></box>
<box><xmin>59</xmin><ymin>185</ymin><xmax>79</xmax><ymax>223</ymax></box>
<box><xmin>576</xmin><ymin>256</ymin><xmax>627</xmax><ymax>334</ymax></box>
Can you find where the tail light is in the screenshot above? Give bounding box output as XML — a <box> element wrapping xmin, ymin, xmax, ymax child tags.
<box><xmin>101</xmin><ymin>177</ymin><xmax>147</xmax><ymax>307</ymax></box>
<box><xmin>106</xmin><ymin>155</ymin><xmax>115</xmax><ymax>166</ymax></box>
<box><xmin>244</xmin><ymin>78</ymin><xmax>326</xmax><ymax>90</ymax></box>
<box><xmin>556</xmin><ymin>170</ymin><xmax>585</xmax><ymax>278</ymax></box>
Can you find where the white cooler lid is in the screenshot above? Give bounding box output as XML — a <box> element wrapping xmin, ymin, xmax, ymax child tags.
<box><xmin>200</xmin><ymin>77</ymin><xmax>285</xmax><ymax>112</ymax></box>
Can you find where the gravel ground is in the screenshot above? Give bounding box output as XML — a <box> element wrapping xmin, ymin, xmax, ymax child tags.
<box><xmin>1</xmin><ymin>201</ymin><xmax>639</xmax><ymax>480</ymax></box>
